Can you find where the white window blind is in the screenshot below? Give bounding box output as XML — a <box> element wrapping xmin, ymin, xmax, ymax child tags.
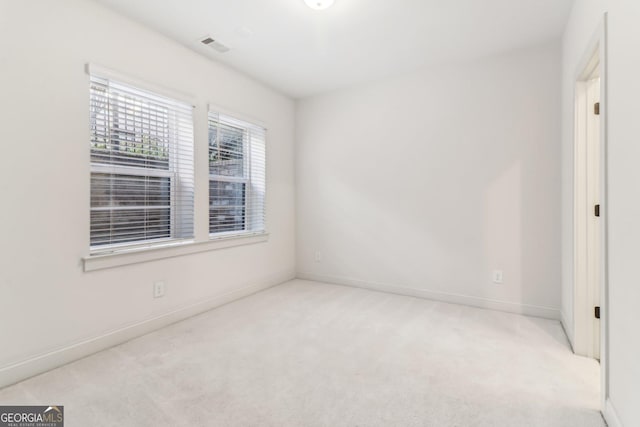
<box><xmin>208</xmin><ymin>111</ymin><xmax>266</xmax><ymax>237</ymax></box>
<box><xmin>89</xmin><ymin>75</ymin><xmax>194</xmax><ymax>252</ymax></box>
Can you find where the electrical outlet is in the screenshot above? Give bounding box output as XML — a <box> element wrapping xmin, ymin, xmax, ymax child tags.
<box><xmin>492</xmin><ymin>270</ymin><xmax>503</xmax><ymax>284</ymax></box>
<box><xmin>314</xmin><ymin>251</ymin><xmax>322</xmax><ymax>262</ymax></box>
<box><xmin>153</xmin><ymin>281</ymin><xmax>166</xmax><ymax>298</ymax></box>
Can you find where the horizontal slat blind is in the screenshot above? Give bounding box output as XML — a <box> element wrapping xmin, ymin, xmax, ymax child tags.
<box><xmin>208</xmin><ymin>112</ymin><xmax>266</xmax><ymax>237</ymax></box>
<box><xmin>90</xmin><ymin>75</ymin><xmax>194</xmax><ymax>252</ymax></box>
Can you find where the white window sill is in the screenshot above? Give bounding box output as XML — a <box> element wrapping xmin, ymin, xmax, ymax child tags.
<box><xmin>83</xmin><ymin>232</ymin><xmax>269</xmax><ymax>272</ymax></box>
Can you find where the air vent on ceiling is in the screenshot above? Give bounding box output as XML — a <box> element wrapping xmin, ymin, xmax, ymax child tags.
<box><xmin>199</xmin><ymin>35</ymin><xmax>230</xmax><ymax>53</ymax></box>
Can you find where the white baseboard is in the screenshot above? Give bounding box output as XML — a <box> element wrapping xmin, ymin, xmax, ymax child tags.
<box><xmin>0</xmin><ymin>270</ymin><xmax>294</xmax><ymax>389</ymax></box>
<box><xmin>604</xmin><ymin>398</ymin><xmax>623</xmax><ymax>427</ymax></box>
<box><xmin>298</xmin><ymin>273</ymin><xmax>561</xmax><ymax>320</ymax></box>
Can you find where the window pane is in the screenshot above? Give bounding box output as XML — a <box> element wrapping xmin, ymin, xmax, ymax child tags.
<box><xmin>209</xmin><ymin>122</ymin><xmax>245</xmax><ymax>177</ymax></box>
<box><xmin>209</xmin><ymin>180</ymin><xmax>246</xmax><ymax>233</ymax></box>
<box><xmin>90</xmin><ymin>84</ymin><xmax>171</xmax><ymax>170</ymax></box>
<box><xmin>90</xmin><ymin>208</ymin><xmax>170</xmax><ymax>246</ymax></box>
<box><xmin>90</xmin><ymin>173</ymin><xmax>171</xmax><ymax>208</ymax></box>
<box><xmin>90</xmin><ymin>173</ymin><xmax>171</xmax><ymax>246</ymax></box>
<box><xmin>208</xmin><ymin>112</ymin><xmax>265</xmax><ymax>238</ymax></box>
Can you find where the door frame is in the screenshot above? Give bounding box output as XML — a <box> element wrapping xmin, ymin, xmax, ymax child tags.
<box><xmin>571</xmin><ymin>13</ymin><xmax>608</xmax><ymax>410</ymax></box>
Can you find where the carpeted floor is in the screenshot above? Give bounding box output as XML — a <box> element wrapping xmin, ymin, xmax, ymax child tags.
<box><xmin>0</xmin><ymin>280</ymin><xmax>605</xmax><ymax>426</ymax></box>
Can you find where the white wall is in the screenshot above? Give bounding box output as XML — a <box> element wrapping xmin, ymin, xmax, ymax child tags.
<box><xmin>296</xmin><ymin>42</ymin><xmax>562</xmax><ymax>319</ymax></box>
<box><xmin>0</xmin><ymin>0</ymin><xmax>295</xmax><ymax>385</ymax></box>
<box><xmin>2</xmin><ymin>0</ymin><xmax>637</xmax><ymax>422</ymax></box>
<box><xmin>562</xmin><ymin>1</ymin><xmax>640</xmax><ymax>426</ymax></box>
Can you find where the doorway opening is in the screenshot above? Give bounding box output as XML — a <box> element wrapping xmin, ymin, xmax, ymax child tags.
<box><xmin>572</xmin><ymin>18</ymin><xmax>608</xmax><ymax>411</ymax></box>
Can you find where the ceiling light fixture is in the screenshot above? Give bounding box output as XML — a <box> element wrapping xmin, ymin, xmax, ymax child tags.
<box><xmin>304</xmin><ymin>0</ymin><xmax>335</xmax><ymax>10</ymax></box>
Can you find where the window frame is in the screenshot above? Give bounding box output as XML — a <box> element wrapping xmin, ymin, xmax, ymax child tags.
<box><xmin>207</xmin><ymin>109</ymin><xmax>266</xmax><ymax>240</ymax></box>
<box><xmin>82</xmin><ymin>66</ymin><xmax>269</xmax><ymax>272</ymax></box>
<box><xmin>88</xmin><ymin>66</ymin><xmax>195</xmax><ymax>254</ymax></box>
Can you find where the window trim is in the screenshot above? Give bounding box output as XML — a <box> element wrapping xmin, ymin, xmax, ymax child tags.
<box><xmin>82</xmin><ymin>67</ymin><xmax>270</xmax><ymax>271</ymax></box>
<box><xmin>87</xmin><ymin>64</ymin><xmax>196</xmax><ymax>107</ymax></box>
<box><xmin>207</xmin><ymin>103</ymin><xmax>267</xmax><ymax>131</ymax></box>
<box><xmin>83</xmin><ymin>232</ymin><xmax>269</xmax><ymax>272</ymax></box>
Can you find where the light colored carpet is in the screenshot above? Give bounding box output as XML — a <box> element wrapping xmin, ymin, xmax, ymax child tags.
<box><xmin>0</xmin><ymin>280</ymin><xmax>604</xmax><ymax>427</ymax></box>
